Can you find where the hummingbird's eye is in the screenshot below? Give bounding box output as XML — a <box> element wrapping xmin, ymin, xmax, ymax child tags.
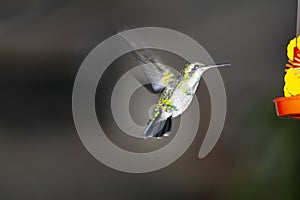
<box><xmin>194</xmin><ymin>64</ymin><xmax>200</xmax><ymax>69</ymax></box>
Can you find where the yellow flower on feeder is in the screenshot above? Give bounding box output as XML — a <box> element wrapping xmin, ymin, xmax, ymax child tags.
<box><xmin>284</xmin><ymin>36</ymin><xmax>300</xmax><ymax>97</ymax></box>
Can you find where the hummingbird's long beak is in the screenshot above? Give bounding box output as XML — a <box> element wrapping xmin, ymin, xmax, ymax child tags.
<box><xmin>205</xmin><ymin>63</ymin><xmax>231</xmax><ymax>69</ymax></box>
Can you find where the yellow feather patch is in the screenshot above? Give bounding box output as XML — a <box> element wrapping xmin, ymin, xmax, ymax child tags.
<box><xmin>161</xmin><ymin>72</ymin><xmax>174</xmax><ymax>86</ymax></box>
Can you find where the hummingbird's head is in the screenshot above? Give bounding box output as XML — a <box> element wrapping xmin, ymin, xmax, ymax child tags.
<box><xmin>182</xmin><ymin>62</ymin><xmax>204</xmax><ymax>78</ymax></box>
<box><xmin>182</xmin><ymin>62</ymin><xmax>231</xmax><ymax>79</ymax></box>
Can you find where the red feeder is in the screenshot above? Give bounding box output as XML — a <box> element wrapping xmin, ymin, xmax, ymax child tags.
<box><xmin>274</xmin><ymin>96</ymin><xmax>300</xmax><ymax>119</ymax></box>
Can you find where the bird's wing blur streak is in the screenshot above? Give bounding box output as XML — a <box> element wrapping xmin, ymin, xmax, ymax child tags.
<box><xmin>118</xmin><ymin>27</ymin><xmax>179</xmax><ymax>93</ymax></box>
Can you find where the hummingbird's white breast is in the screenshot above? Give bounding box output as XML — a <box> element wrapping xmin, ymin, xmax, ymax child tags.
<box><xmin>170</xmin><ymin>77</ymin><xmax>200</xmax><ymax>118</ymax></box>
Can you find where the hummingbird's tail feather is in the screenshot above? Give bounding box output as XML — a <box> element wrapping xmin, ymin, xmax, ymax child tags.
<box><xmin>153</xmin><ymin>117</ymin><xmax>172</xmax><ymax>138</ymax></box>
<box><xmin>143</xmin><ymin>117</ymin><xmax>172</xmax><ymax>138</ymax></box>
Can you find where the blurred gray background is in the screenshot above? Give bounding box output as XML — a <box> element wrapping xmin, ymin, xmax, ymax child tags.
<box><xmin>1</xmin><ymin>0</ymin><xmax>300</xmax><ymax>199</ymax></box>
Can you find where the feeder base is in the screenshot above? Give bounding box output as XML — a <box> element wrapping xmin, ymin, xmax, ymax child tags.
<box><xmin>273</xmin><ymin>96</ymin><xmax>300</xmax><ymax>119</ymax></box>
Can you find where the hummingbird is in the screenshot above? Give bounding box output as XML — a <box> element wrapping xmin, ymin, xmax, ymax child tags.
<box><xmin>119</xmin><ymin>29</ymin><xmax>231</xmax><ymax>138</ymax></box>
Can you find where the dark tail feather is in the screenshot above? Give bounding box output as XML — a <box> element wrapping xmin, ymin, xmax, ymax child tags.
<box><xmin>143</xmin><ymin>119</ymin><xmax>164</xmax><ymax>138</ymax></box>
<box><xmin>153</xmin><ymin>117</ymin><xmax>172</xmax><ymax>138</ymax></box>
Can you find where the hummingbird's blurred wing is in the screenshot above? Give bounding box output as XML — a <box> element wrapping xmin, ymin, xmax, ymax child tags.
<box><xmin>141</xmin><ymin>62</ymin><xmax>178</xmax><ymax>93</ymax></box>
<box><xmin>118</xmin><ymin>28</ymin><xmax>179</xmax><ymax>93</ymax></box>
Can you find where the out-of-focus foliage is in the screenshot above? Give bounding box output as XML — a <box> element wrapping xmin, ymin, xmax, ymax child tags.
<box><xmin>223</xmin><ymin>100</ymin><xmax>300</xmax><ymax>200</ymax></box>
